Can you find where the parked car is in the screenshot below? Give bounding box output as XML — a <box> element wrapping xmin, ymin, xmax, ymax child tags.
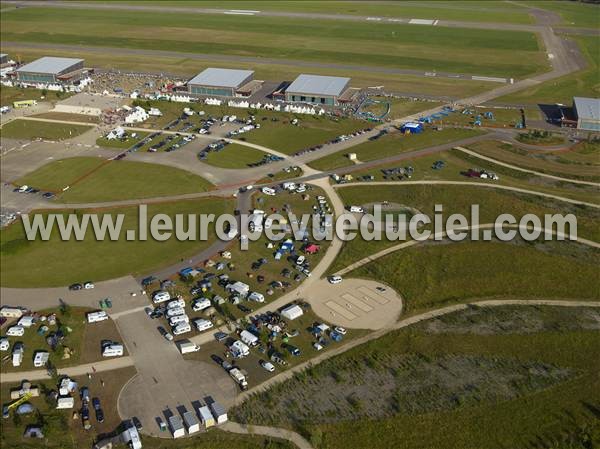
<box><xmin>334</xmin><ymin>326</ymin><xmax>347</xmax><ymax>335</ymax></box>
<box><xmin>92</xmin><ymin>398</ymin><xmax>104</xmax><ymax>423</ymax></box>
<box><xmin>69</xmin><ymin>283</ymin><xmax>83</xmax><ymax>291</ymax></box>
<box><xmin>214</xmin><ymin>331</ymin><xmax>228</xmax><ymax>342</ymax></box>
<box><xmin>260</xmin><ymin>360</ymin><xmax>275</xmax><ymax>372</ymax></box>
<box><xmin>83</xmin><ymin>282</ymin><xmax>95</xmax><ymax>289</ymax></box>
<box><xmin>328</xmin><ymin>275</ymin><xmax>343</xmax><ymax>284</ymax></box>
<box><xmin>157</xmin><ymin>326</ymin><xmax>173</xmax><ymax>341</ymax></box>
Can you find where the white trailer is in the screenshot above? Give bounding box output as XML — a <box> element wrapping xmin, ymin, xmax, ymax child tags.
<box><xmin>87</xmin><ymin>311</ymin><xmax>108</xmax><ymax>324</ymax></box>
<box><xmin>33</xmin><ymin>351</ymin><xmax>49</xmax><ymax>367</ymax></box>
<box><xmin>169</xmin><ymin>314</ymin><xmax>190</xmax><ymax>326</ymax></box>
<box><xmin>56</xmin><ymin>396</ymin><xmax>75</xmax><ymax>409</ymax></box>
<box><xmin>229</xmin><ymin>367</ymin><xmax>248</xmax><ymax>390</ymax></box>
<box><xmin>177</xmin><ymin>340</ymin><xmax>200</xmax><ymax>354</ymax></box>
<box><xmin>173</xmin><ymin>323</ymin><xmax>192</xmax><ymax>335</ymax></box>
<box><xmin>183</xmin><ymin>411</ymin><xmax>200</xmax><ymax>434</ymax></box>
<box><xmin>152</xmin><ymin>291</ymin><xmax>171</xmax><ymax>304</ymax></box>
<box><xmin>6</xmin><ymin>326</ymin><xmax>25</xmax><ymax>337</ymax></box>
<box><xmin>169</xmin><ymin>415</ymin><xmax>185</xmax><ymax>438</ymax></box>
<box><xmin>194</xmin><ymin>318</ymin><xmax>213</xmax><ymax>332</ymax></box>
<box><xmin>0</xmin><ymin>306</ymin><xmax>24</xmax><ymax>318</ymax></box>
<box><xmin>102</xmin><ymin>344</ymin><xmax>124</xmax><ymax>357</ymax></box>
<box><xmin>240</xmin><ymin>330</ymin><xmax>259</xmax><ymax>347</ymax></box>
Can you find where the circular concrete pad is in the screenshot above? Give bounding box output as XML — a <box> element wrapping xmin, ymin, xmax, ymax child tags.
<box><xmin>307</xmin><ymin>278</ymin><xmax>403</xmax><ymax>330</ymax></box>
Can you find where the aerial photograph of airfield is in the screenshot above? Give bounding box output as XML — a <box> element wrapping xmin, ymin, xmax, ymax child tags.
<box><xmin>0</xmin><ymin>1</ymin><xmax>599</xmax><ymax>449</ymax></box>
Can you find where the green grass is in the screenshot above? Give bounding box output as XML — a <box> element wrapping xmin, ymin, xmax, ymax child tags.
<box><xmin>1</xmin><ymin>306</ymin><xmax>124</xmax><ymax>372</ymax></box>
<box><xmin>498</xmin><ymin>35</ymin><xmax>600</xmax><ymax>104</ymax></box>
<box><xmin>96</xmin><ymin>131</ymin><xmax>150</xmax><ymax>149</ymax></box>
<box><xmin>308</xmin><ymin>128</ymin><xmax>484</xmax><ymax>171</ymax></box>
<box><xmin>202</xmin><ymin>143</ymin><xmax>268</xmax><ymax>168</ymax></box>
<box><xmin>0</xmin><ymin>86</ymin><xmax>72</xmax><ymax>105</ymax></box>
<box><xmin>359</xmin><ymin>97</ymin><xmax>445</xmax><ymax>121</ymax></box>
<box><xmin>331</xmin><ymin>183</ymin><xmax>600</xmax><ymax>272</ymax></box>
<box><xmin>522</xmin><ymin>0</ymin><xmax>600</xmax><ymax>28</ymax></box>
<box><xmin>231</xmin><ymin>305</ymin><xmax>600</xmax><ymax>449</ymax></box>
<box><xmin>516</xmin><ymin>130</ymin><xmax>565</xmax><ymax>146</ymax></box>
<box><xmin>0</xmin><ymin>119</ymin><xmax>92</xmax><ymax>141</ymax></box>
<box><xmin>466</xmin><ymin>140</ymin><xmax>600</xmax><ymax>181</ymax></box>
<box><xmin>350</xmin><ymin>240</ymin><xmax>600</xmax><ymax>313</ymax></box>
<box><xmin>0</xmin><ymin>197</ymin><xmax>233</xmax><ymax>287</ymax></box>
<box><xmin>106</xmin><ymin>1</ymin><xmax>534</xmax><ymax>24</ymax></box>
<box><xmin>16</xmin><ymin>157</ymin><xmax>213</xmax><ymax>202</ymax></box>
<box><xmin>0</xmin><ymin>7</ymin><xmax>547</xmax><ymax>78</ymax></box>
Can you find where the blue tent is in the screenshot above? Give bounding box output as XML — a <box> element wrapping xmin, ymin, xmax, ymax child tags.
<box><xmin>400</xmin><ymin>122</ymin><xmax>424</xmax><ymax>134</ymax></box>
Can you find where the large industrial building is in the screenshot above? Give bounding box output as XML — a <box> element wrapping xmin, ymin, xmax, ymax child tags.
<box><xmin>285</xmin><ymin>74</ymin><xmax>351</xmax><ymax>106</ymax></box>
<box><xmin>187</xmin><ymin>68</ymin><xmax>255</xmax><ymax>97</ymax></box>
<box><xmin>572</xmin><ymin>97</ymin><xmax>600</xmax><ymax>131</ymax></box>
<box><xmin>16</xmin><ymin>56</ymin><xmax>85</xmax><ymax>85</ymax></box>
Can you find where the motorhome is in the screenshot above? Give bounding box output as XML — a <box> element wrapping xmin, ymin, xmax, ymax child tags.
<box><xmin>194</xmin><ymin>319</ymin><xmax>213</xmax><ymax>332</ymax></box>
<box><xmin>102</xmin><ymin>344</ymin><xmax>124</xmax><ymax>357</ymax></box>
<box><xmin>87</xmin><ymin>311</ymin><xmax>108</xmax><ymax>324</ymax></box>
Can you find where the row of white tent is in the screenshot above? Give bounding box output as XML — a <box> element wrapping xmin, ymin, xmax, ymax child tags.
<box><xmin>221</xmin><ymin>99</ymin><xmax>325</xmax><ymax>115</ymax></box>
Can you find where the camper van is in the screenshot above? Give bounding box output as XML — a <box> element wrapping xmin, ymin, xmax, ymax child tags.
<box><xmin>261</xmin><ymin>187</ymin><xmax>276</xmax><ymax>196</ymax></box>
<box><xmin>192</xmin><ymin>298</ymin><xmax>211</xmax><ymax>312</ymax></box>
<box><xmin>102</xmin><ymin>344</ymin><xmax>124</xmax><ymax>357</ymax></box>
<box><xmin>194</xmin><ymin>319</ymin><xmax>213</xmax><ymax>332</ymax></box>
<box><xmin>248</xmin><ymin>292</ymin><xmax>265</xmax><ymax>303</ymax></box>
<box><xmin>6</xmin><ymin>326</ymin><xmax>25</xmax><ymax>337</ymax></box>
<box><xmin>169</xmin><ymin>314</ymin><xmax>190</xmax><ymax>326</ymax></box>
<box><xmin>173</xmin><ymin>323</ymin><xmax>192</xmax><ymax>335</ymax></box>
<box><xmin>167</xmin><ymin>298</ymin><xmax>185</xmax><ymax>309</ymax></box>
<box><xmin>87</xmin><ymin>311</ymin><xmax>108</xmax><ymax>324</ymax></box>
<box><xmin>152</xmin><ymin>291</ymin><xmax>171</xmax><ymax>304</ymax></box>
<box><xmin>166</xmin><ymin>307</ymin><xmax>186</xmax><ymax>318</ymax></box>
<box><xmin>33</xmin><ymin>351</ymin><xmax>50</xmax><ymax>367</ymax></box>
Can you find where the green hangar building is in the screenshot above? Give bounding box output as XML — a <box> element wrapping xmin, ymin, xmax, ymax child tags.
<box><xmin>285</xmin><ymin>74</ymin><xmax>351</xmax><ymax>106</ymax></box>
<box><xmin>187</xmin><ymin>68</ymin><xmax>255</xmax><ymax>97</ymax></box>
<box><xmin>16</xmin><ymin>56</ymin><xmax>85</xmax><ymax>84</ymax></box>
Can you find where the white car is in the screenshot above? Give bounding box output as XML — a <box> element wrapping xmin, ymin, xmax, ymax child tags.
<box><xmin>260</xmin><ymin>361</ymin><xmax>275</xmax><ymax>372</ymax></box>
<box><xmin>83</xmin><ymin>282</ymin><xmax>95</xmax><ymax>289</ymax></box>
<box><xmin>328</xmin><ymin>275</ymin><xmax>343</xmax><ymax>285</ymax></box>
<box><xmin>261</xmin><ymin>187</ymin><xmax>276</xmax><ymax>196</ymax></box>
<box><xmin>295</xmin><ymin>256</ymin><xmax>305</xmax><ymax>265</ymax></box>
<box><xmin>334</xmin><ymin>326</ymin><xmax>347</xmax><ymax>335</ymax></box>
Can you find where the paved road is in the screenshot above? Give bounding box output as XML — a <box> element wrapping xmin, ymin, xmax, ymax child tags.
<box><xmin>455</xmin><ymin>146</ymin><xmax>600</xmax><ymax>187</ymax></box>
<box><xmin>0</xmin><ymin>356</ymin><xmax>135</xmax><ymax>383</ymax></box>
<box><xmin>334</xmin><ymin>180</ymin><xmax>600</xmax><ymax>209</ymax></box>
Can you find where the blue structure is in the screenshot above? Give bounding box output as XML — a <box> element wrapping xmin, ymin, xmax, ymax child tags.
<box><xmin>400</xmin><ymin>122</ymin><xmax>424</xmax><ymax>134</ymax></box>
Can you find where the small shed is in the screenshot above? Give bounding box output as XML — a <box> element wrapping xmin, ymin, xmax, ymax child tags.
<box><xmin>281</xmin><ymin>304</ymin><xmax>304</xmax><ymax>321</ymax></box>
<box><xmin>183</xmin><ymin>411</ymin><xmax>200</xmax><ymax>434</ymax></box>
<box><xmin>209</xmin><ymin>401</ymin><xmax>228</xmax><ymax>424</ymax></box>
<box><xmin>400</xmin><ymin>122</ymin><xmax>424</xmax><ymax>134</ymax></box>
<box><xmin>169</xmin><ymin>415</ymin><xmax>185</xmax><ymax>438</ymax></box>
<box><xmin>198</xmin><ymin>405</ymin><xmax>215</xmax><ymax>428</ymax></box>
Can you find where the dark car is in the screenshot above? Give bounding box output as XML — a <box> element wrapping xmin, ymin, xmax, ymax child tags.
<box><xmin>238</xmin><ymin>304</ymin><xmax>252</xmax><ymax>314</ymax></box>
<box><xmin>211</xmin><ymin>354</ymin><xmax>224</xmax><ymax>365</ymax></box>
<box><xmin>92</xmin><ymin>398</ymin><xmax>104</xmax><ymax>423</ymax></box>
<box><xmin>132</xmin><ymin>416</ymin><xmax>143</xmax><ymax>432</ymax></box>
<box><xmin>69</xmin><ymin>283</ymin><xmax>83</xmax><ymax>291</ymax></box>
<box><xmin>141</xmin><ymin>276</ymin><xmax>156</xmax><ymax>287</ymax></box>
<box><xmin>214</xmin><ymin>332</ymin><xmax>228</xmax><ymax>342</ymax></box>
<box><xmin>42</xmin><ymin>192</ymin><xmax>55</xmax><ymax>199</ymax></box>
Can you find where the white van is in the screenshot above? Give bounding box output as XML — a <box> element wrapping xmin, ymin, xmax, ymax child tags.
<box><xmin>194</xmin><ymin>318</ymin><xmax>213</xmax><ymax>332</ymax></box>
<box><xmin>173</xmin><ymin>323</ymin><xmax>192</xmax><ymax>335</ymax></box>
<box><xmin>152</xmin><ymin>291</ymin><xmax>171</xmax><ymax>304</ymax></box>
<box><xmin>87</xmin><ymin>311</ymin><xmax>108</xmax><ymax>324</ymax></box>
<box><xmin>261</xmin><ymin>187</ymin><xmax>276</xmax><ymax>196</ymax></box>
<box><xmin>102</xmin><ymin>344</ymin><xmax>124</xmax><ymax>357</ymax></box>
<box><xmin>192</xmin><ymin>298</ymin><xmax>211</xmax><ymax>312</ymax></box>
<box><xmin>167</xmin><ymin>298</ymin><xmax>185</xmax><ymax>309</ymax></box>
<box><xmin>350</xmin><ymin>205</ymin><xmax>364</xmax><ymax>213</ymax></box>
<box><xmin>169</xmin><ymin>314</ymin><xmax>190</xmax><ymax>326</ymax></box>
<box><xmin>167</xmin><ymin>307</ymin><xmax>186</xmax><ymax>318</ymax></box>
<box><xmin>248</xmin><ymin>292</ymin><xmax>265</xmax><ymax>303</ymax></box>
<box><xmin>6</xmin><ymin>326</ymin><xmax>25</xmax><ymax>337</ymax></box>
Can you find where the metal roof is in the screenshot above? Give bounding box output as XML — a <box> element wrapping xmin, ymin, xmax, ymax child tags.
<box><xmin>574</xmin><ymin>97</ymin><xmax>600</xmax><ymax>121</ymax></box>
<box><xmin>286</xmin><ymin>74</ymin><xmax>350</xmax><ymax>97</ymax></box>
<box><xmin>0</xmin><ymin>54</ymin><xmax>7</xmax><ymax>58</ymax></box>
<box><xmin>16</xmin><ymin>57</ymin><xmax>83</xmax><ymax>75</ymax></box>
<box><xmin>188</xmin><ymin>68</ymin><xmax>254</xmax><ymax>88</ymax></box>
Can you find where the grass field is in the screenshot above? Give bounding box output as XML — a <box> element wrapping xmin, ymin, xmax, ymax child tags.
<box><xmin>0</xmin><ymin>120</ymin><xmax>92</xmax><ymax>141</ymax></box>
<box><xmin>0</xmin><ymin>7</ymin><xmax>547</xmax><ymax>78</ymax></box>
<box><xmin>308</xmin><ymin>128</ymin><xmax>484</xmax><ymax>171</ymax></box>
<box><xmin>109</xmin><ymin>1</ymin><xmax>534</xmax><ymax>24</ymax></box>
<box><xmin>0</xmin><ymin>366</ymin><xmax>137</xmax><ymax>449</ymax></box>
<box><xmin>359</xmin><ymin>97</ymin><xmax>444</xmax><ymax>121</ymax></box>
<box><xmin>516</xmin><ymin>130</ymin><xmax>565</xmax><ymax>146</ymax></box>
<box><xmin>231</xmin><ymin>305</ymin><xmax>600</xmax><ymax>449</ymax></box>
<box><xmin>202</xmin><ymin>143</ymin><xmax>268</xmax><ymax>169</ymax></box>
<box><xmin>522</xmin><ymin>0</ymin><xmax>600</xmax><ymax>28</ymax></box>
<box><xmin>0</xmin><ymin>86</ymin><xmax>72</xmax><ymax>105</ymax></box>
<box><xmin>331</xmin><ymin>183</ymin><xmax>600</xmax><ymax>272</ymax></box>
<box><xmin>341</xmin><ymin>148</ymin><xmax>600</xmax><ymax>204</ymax></box>
<box><xmin>498</xmin><ymin>35</ymin><xmax>600</xmax><ymax>105</ymax></box>
<box><xmin>96</xmin><ymin>131</ymin><xmax>150</xmax><ymax>149</ymax></box>
<box><xmin>31</xmin><ymin>112</ymin><xmax>99</xmax><ymax>124</ymax></box>
<box><xmin>0</xmin><ymin>197</ymin><xmax>233</xmax><ymax>287</ymax></box>
<box><xmin>466</xmin><ymin>140</ymin><xmax>600</xmax><ymax>181</ymax></box>
<box><xmin>15</xmin><ymin>157</ymin><xmax>213</xmax><ymax>202</ymax></box>
<box><xmin>350</xmin><ymin>240</ymin><xmax>600</xmax><ymax>312</ymax></box>
<box><xmin>0</xmin><ymin>306</ymin><xmax>124</xmax><ymax>373</ymax></box>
